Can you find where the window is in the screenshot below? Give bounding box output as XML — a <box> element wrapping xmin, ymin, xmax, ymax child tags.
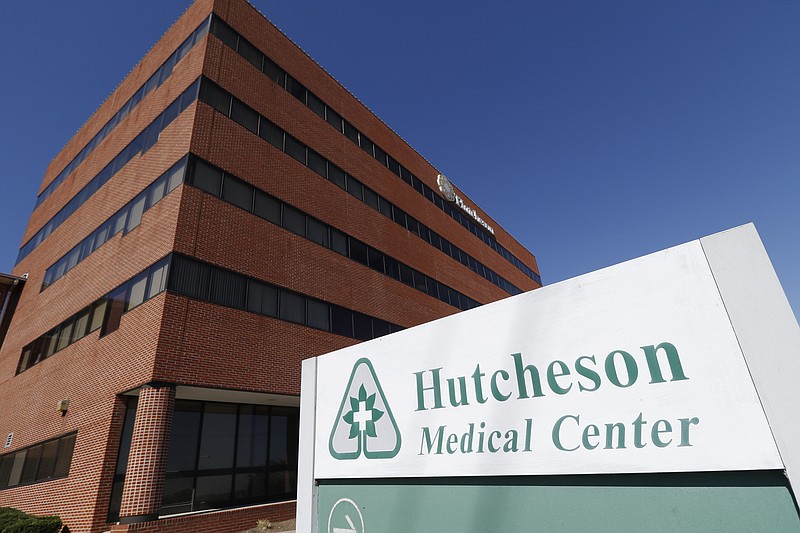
<box><xmin>237</xmin><ymin>39</ymin><xmax>262</xmax><ymax>70</ymax></box>
<box><xmin>258</xmin><ymin>119</ymin><xmax>283</xmax><ymax>150</ymax></box>
<box><xmin>230</xmin><ymin>100</ymin><xmax>259</xmax><ymax>134</ymax></box>
<box><xmin>373</xmin><ymin>145</ymin><xmax>387</xmax><ymax>166</ymax></box>
<box><xmin>262</xmin><ymin>57</ymin><xmax>285</xmax><ymax>86</ymax></box>
<box><xmin>353</xmin><ymin>313</ymin><xmax>372</xmax><ymax>341</ymax></box>
<box><xmin>108</xmin><ymin>398</ymin><xmax>299</xmax><ymax>520</ymax></box>
<box><xmin>0</xmin><ymin>433</ymin><xmax>76</xmax><ymax>490</ymax></box>
<box><xmin>200</xmin><ymin>80</ymin><xmax>232</xmax><ymax>115</ymax></box>
<box><xmin>55</xmin><ymin>319</ymin><xmax>74</xmax><ymax>352</ymax></box>
<box><xmin>210</xmin><ymin>268</ymin><xmax>247</xmax><ymax>310</ymax></box>
<box><xmin>348</xmin><ymin>239</ymin><xmax>368</xmax><ymax>265</ymax></box>
<box><xmin>331</xmin><ymin>306</ymin><xmax>353</xmax><ymax>337</ymax></box>
<box><xmin>373</xmin><ymin>320</ymin><xmax>391</xmax><ymax>338</ymax></box>
<box><xmin>101</xmin><ymin>287</ymin><xmax>127</xmax><ymax>337</ymax></box>
<box><xmin>367</xmin><ymin>247</ymin><xmax>384</xmax><ymax>272</ymax></box>
<box><xmin>127</xmin><ymin>273</ymin><xmax>148</xmax><ymax>311</ymax></box>
<box><xmin>284</xmin><ymin>135</ymin><xmax>306</xmax><ymax>164</ymax></box>
<box><xmin>279</xmin><ymin>291</ymin><xmax>305</xmax><ymax>324</ymax></box>
<box><xmin>307</xmin><ymin>217</ymin><xmax>328</xmax><ymax>247</ymax></box>
<box><xmin>343</xmin><ymin>121</ymin><xmax>358</xmax><ymax>144</ymax></box>
<box><xmin>281</xmin><ymin>205</ymin><xmax>306</xmax><ymax>237</ymax></box>
<box><xmin>330</xmin><ymin>229</ymin><xmax>348</xmax><ymax>256</ymax></box>
<box><xmin>306</xmin><ymin>300</ymin><xmax>330</xmax><ymax>331</ymax></box>
<box><xmin>72</xmin><ymin>308</ymin><xmax>90</xmax><ymax>343</ymax></box>
<box><xmin>345</xmin><ymin>175</ymin><xmax>363</xmax><ymax>201</ymax></box>
<box><xmin>193</xmin><ymin>160</ymin><xmax>223</xmax><ymax>196</ymax></box>
<box><xmin>221</xmin><ymin>176</ymin><xmax>254</xmax><ymax>211</ymax></box>
<box><xmin>285</xmin><ymin>76</ymin><xmax>307</xmax><ymax>103</ymax></box>
<box><xmin>147</xmin><ymin>259</ymin><xmax>170</xmax><ymax>299</ymax></box>
<box><xmin>246</xmin><ymin>282</ymin><xmax>277</xmax><ymax>317</ymax></box>
<box><xmin>359</xmin><ymin>134</ymin><xmax>375</xmax><ymax>158</ymax></box>
<box><xmin>327</xmin><ymin>165</ymin><xmax>346</xmax><ymax>190</ymax></box>
<box><xmin>254</xmin><ymin>192</ymin><xmax>281</xmax><ymax>225</ymax></box>
<box><xmin>307</xmin><ymin>149</ymin><xmax>327</xmax><ymax>178</ymax></box>
<box><xmin>325</xmin><ymin>107</ymin><xmax>343</xmax><ymax>132</ymax></box>
<box><xmin>307</xmin><ymin>92</ymin><xmax>325</xmax><ymax>118</ymax></box>
<box><xmin>363</xmin><ymin>187</ymin><xmax>379</xmax><ymax>210</ymax></box>
<box><xmin>89</xmin><ymin>300</ymin><xmax>107</xmax><ymax>332</ymax></box>
<box><xmin>198</xmin><ymin>403</ymin><xmax>237</xmax><ymax>470</ymax></box>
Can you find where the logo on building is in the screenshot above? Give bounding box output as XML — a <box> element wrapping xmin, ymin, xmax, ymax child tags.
<box><xmin>436</xmin><ymin>174</ymin><xmax>495</xmax><ymax>235</ymax></box>
<box><xmin>329</xmin><ymin>358</ymin><xmax>401</xmax><ymax>460</ymax></box>
<box><xmin>437</xmin><ymin>174</ymin><xmax>457</xmax><ymax>202</ymax></box>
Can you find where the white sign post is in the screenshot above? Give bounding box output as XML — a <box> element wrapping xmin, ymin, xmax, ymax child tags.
<box><xmin>297</xmin><ymin>224</ymin><xmax>800</xmax><ymax>532</ymax></box>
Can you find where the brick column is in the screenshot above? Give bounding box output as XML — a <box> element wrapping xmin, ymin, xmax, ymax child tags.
<box><xmin>118</xmin><ymin>382</ymin><xmax>176</xmax><ymax>524</ymax></box>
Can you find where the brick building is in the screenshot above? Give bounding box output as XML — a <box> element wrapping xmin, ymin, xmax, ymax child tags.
<box><xmin>0</xmin><ymin>1</ymin><xmax>541</xmax><ymax>531</ymax></box>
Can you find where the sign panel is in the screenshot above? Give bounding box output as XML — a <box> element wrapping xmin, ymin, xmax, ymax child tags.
<box><xmin>312</xmin><ymin>238</ymin><xmax>783</xmax><ymax>478</ymax></box>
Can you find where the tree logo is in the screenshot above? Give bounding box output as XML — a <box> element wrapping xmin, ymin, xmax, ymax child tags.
<box><xmin>329</xmin><ymin>358</ymin><xmax>401</xmax><ymax>460</ymax></box>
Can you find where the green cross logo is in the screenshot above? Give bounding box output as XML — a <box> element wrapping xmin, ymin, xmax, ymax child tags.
<box><xmin>329</xmin><ymin>358</ymin><xmax>401</xmax><ymax>460</ymax></box>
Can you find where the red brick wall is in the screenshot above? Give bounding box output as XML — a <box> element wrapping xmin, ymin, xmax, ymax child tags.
<box><xmin>0</xmin><ymin>1</ymin><xmax>542</xmax><ymax>532</ymax></box>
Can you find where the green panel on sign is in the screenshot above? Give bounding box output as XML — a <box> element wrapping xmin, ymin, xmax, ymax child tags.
<box><xmin>318</xmin><ymin>471</ymin><xmax>800</xmax><ymax>533</ymax></box>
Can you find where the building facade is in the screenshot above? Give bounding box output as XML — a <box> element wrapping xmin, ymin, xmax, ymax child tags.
<box><xmin>0</xmin><ymin>1</ymin><xmax>541</xmax><ymax>532</ymax></box>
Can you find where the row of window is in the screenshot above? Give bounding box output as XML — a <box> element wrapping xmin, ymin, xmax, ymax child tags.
<box><xmin>18</xmin><ymin>252</ymin><xmax>403</xmax><ymax>375</ymax></box>
<box><xmin>109</xmin><ymin>399</ymin><xmax>298</xmax><ymax>520</ymax></box>
<box><xmin>209</xmin><ymin>15</ymin><xmax>541</xmax><ymax>285</ymax></box>
<box><xmin>17</xmin><ymin>78</ymin><xmax>201</xmax><ymax>265</ymax></box>
<box><xmin>42</xmin><ymin>158</ymin><xmax>188</xmax><ymax>291</ymax></box>
<box><xmin>188</xmin><ymin>157</ymin><xmax>480</xmax><ymax>311</ymax></box>
<box><xmin>198</xmin><ymin>78</ymin><xmax>523</xmax><ymax>297</ymax></box>
<box><xmin>169</xmin><ymin>254</ymin><xmax>402</xmax><ymax>341</ymax></box>
<box><xmin>17</xmin><ymin>257</ymin><xmax>171</xmax><ymax>374</ymax></box>
<box><xmin>0</xmin><ymin>433</ymin><xmax>76</xmax><ymax>491</ymax></box>
<box><xmin>35</xmin><ymin>17</ymin><xmax>210</xmax><ymax>209</ymax></box>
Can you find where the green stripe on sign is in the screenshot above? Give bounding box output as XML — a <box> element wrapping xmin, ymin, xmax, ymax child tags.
<box><xmin>319</xmin><ymin>471</ymin><xmax>800</xmax><ymax>532</ymax></box>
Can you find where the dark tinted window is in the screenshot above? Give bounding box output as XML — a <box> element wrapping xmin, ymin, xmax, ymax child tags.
<box><xmin>279</xmin><ymin>291</ymin><xmax>305</xmax><ymax>324</ymax></box>
<box><xmin>343</xmin><ymin>121</ymin><xmax>359</xmax><ymax>143</ymax></box>
<box><xmin>346</xmin><ymin>175</ymin><xmax>363</xmax><ymax>201</ymax></box>
<box><xmin>307</xmin><ymin>149</ymin><xmax>327</xmax><ymax>177</ymax></box>
<box><xmin>367</xmin><ymin>247</ymin><xmax>384</xmax><ymax>272</ymax></box>
<box><xmin>193</xmin><ymin>161</ymin><xmax>223</xmax><ymax>196</ymax></box>
<box><xmin>348</xmin><ymin>239</ymin><xmax>367</xmax><ymax>265</ymax></box>
<box><xmin>307</xmin><ymin>300</ymin><xmax>330</xmax><ymax>331</ymax></box>
<box><xmin>331</xmin><ymin>306</ymin><xmax>353</xmax><ymax>337</ymax></box>
<box><xmin>285</xmin><ymin>76</ymin><xmax>307</xmax><ymax>103</ymax></box>
<box><xmin>198</xmin><ymin>403</ymin><xmax>237</xmax><ymax>470</ymax></box>
<box><xmin>307</xmin><ymin>92</ymin><xmax>325</xmax><ymax>118</ymax></box>
<box><xmin>222</xmin><ymin>177</ymin><xmax>253</xmax><ymax>211</ymax></box>
<box><xmin>262</xmin><ymin>57</ymin><xmax>285</xmax><ymax>85</ymax></box>
<box><xmin>259</xmin><ymin>119</ymin><xmax>284</xmax><ymax>149</ymax></box>
<box><xmin>169</xmin><ymin>255</ymin><xmax>211</xmax><ymax>300</ymax></box>
<box><xmin>328</xmin><ymin>165</ymin><xmax>346</xmax><ymax>190</ymax></box>
<box><xmin>330</xmin><ymin>229</ymin><xmax>348</xmax><ymax>256</ymax></box>
<box><xmin>282</xmin><ymin>205</ymin><xmax>305</xmax><ymax>236</ymax></box>
<box><xmin>237</xmin><ymin>39</ymin><xmax>262</xmax><ymax>69</ymax></box>
<box><xmin>254</xmin><ymin>192</ymin><xmax>281</xmax><ymax>224</ymax></box>
<box><xmin>284</xmin><ymin>135</ymin><xmax>306</xmax><ymax>164</ymax></box>
<box><xmin>307</xmin><ymin>217</ymin><xmax>328</xmax><ymax>247</ymax></box>
<box><xmin>363</xmin><ymin>187</ymin><xmax>379</xmax><ymax>210</ymax></box>
<box><xmin>211</xmin><ymin>268</ymin><xmax>247</xmax><ymax>310</ymax></box>
<box><xmin>353</xmin><ymin>313</ymin><xmax>372</xmax><ymax>341</ymax></box>
<box><xmin>230</xmin><ymin>100</ymin><xmax>259</xmax><ymax>134</ymax></box>
<box><xmin>200</xmin><ymin>82</ymin><xmax>231</xmax><ymax>115</ymax></box>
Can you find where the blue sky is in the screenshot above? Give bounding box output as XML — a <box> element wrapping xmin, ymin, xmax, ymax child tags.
<box><xmin>1</xmin><ymin>1</ymin><xmax>798</xmax><ymax>319</ymax></box>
